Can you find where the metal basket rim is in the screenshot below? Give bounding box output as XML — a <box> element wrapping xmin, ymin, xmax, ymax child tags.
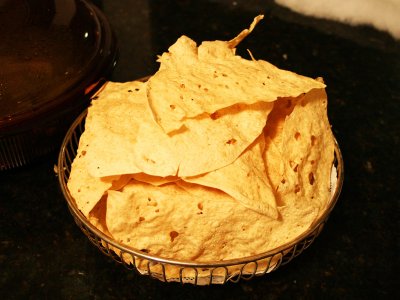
<box><xmin>57</xmin><ymin>108</ymin><xmax>344</xmax><ymax>269</ymax></box>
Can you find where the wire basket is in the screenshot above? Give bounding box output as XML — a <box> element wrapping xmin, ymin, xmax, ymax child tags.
<box><xmin>57</xmin><ymin>109</ymin><xmax>344</xmax><ymax>285</ymax></box>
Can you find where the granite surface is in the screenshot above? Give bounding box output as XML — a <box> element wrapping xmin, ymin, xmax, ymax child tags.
<box><xmin>1</xmin><ymin>0</ymin><xmax>399</xmax><ymax>299</ymax></box>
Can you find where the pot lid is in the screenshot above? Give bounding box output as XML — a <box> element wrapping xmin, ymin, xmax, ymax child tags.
<box><xmin>0</xmin><ymin>0</ymin><xmax>116</xmax><ymax>128</ymax></box>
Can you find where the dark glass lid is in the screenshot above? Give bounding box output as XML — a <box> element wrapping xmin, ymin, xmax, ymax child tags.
<box><xmin>0</xmin><ymin>0</ymin><xmax>116</xmax><ymax>130</ymax></box>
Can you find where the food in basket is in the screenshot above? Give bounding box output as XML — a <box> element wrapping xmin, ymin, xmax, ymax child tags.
<box><xmin>67</xmin><ymin>15</ymin><xmax>335</xmax><ymax>275</ymax></box>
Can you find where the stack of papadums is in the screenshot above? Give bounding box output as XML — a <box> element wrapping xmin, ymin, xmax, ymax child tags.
<box><xmin>68</xmin><ymin>15</ymin><xmax>335</xmax><ymax>278</ymax></box>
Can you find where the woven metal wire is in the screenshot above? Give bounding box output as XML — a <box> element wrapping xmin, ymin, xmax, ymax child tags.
<box><xmin>58</xmin><ymin>110</ymin><xmax>344</xmax><ymax>285</ymax></box>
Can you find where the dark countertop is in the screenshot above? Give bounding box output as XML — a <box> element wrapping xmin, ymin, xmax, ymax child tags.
<box><xmin>1</xmin><ymin>0</ymin><xmax>399</xmax><ymax>299</ymax></box>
